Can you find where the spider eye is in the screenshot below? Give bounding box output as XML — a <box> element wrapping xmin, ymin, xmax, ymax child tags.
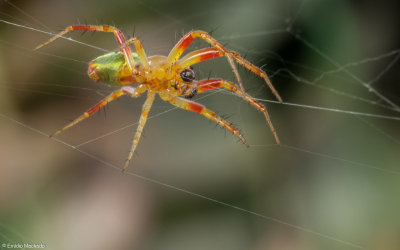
<box><xmin>180</xmin><ymin>68</ymin><xmax>195</xmax><ymax>82</ymax></box>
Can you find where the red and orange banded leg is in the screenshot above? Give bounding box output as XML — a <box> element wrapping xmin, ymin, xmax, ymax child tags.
<box><xmin>34</xmin><ymin>25</ymin><xmax>136</xmax><ymax>72</ymax></box>
<box><xmin>177</xmin><ymin>48</ymin><xmax>223</xmax><ymax>69</ymax></box>
<box><xmin>50</xmin><ymin>86</ymin><xmax>144</xmax><ymax>138</ymax></box>
<box><xmin>168</xmin><ymin>31</ymin><xmax>243</xmax><ymax>92</ymax></box>
<box><xmin>196</xmin><ymin>79</ymin><xmax>280</xmax><ymax>144</ymax></box>
<box><xmin>123</xmin><ymin>91</ymin><xmax>156</xmax><ymax>171</ymax></box>
<box><xmin>168</xmin><ymin>30</ymin><xmax>282</xmax><ymax>102</ymax></box>
<box><xmin>159</xmin><ymin>92</ymin><xmax>248</xmax><ymax>146</ymax></box>
<box><xmin>123</xmin><ymin>37</ymin><xmax>150</xmax><ymax>70</ymax></box>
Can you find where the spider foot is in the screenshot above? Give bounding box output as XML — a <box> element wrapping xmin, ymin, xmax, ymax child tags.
<box><xmin>235</xmin><ymin>130</ymin><xmax>249</xmax><ymax>147</ymax></box>
<box><xmin>122</xmin><ymin>159</ymin><xmax>131</xmax><ymax>172</ymax></box>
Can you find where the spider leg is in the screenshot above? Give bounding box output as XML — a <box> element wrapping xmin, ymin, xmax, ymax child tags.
<box><xmin>167</xmin><ymin>32</ymin><xmax>244</xmax><ymax>92</ymax></box>
<box><xmin>196</xmin><ymin>78</ymin><xmax>280</xmax><ymax>144</ymax></box>
<box><xmin>123</xmin><ymin>37</ymin><xmax>150</xmax><ymax>70</ymax></box>
<box><xmin>159</xmin><ymin>92</ymin><xmax>248</xmax><ymax>146</ymax></box>
<box><xmin>34</xmin><ymin>25</ymin><xmax>136</xmax><ymax>73</ymax></box>
<box><xmin>123</xmin><ymin>91</ymin><xmax>156</xmax><ymax>171</ymax></box>
<box><xmin>50</xmin><ymin>86</ymin><xmax>144</xmax><ymax>138</ymax></box>
<box><xmin>168</xmin><ymin>31</ymin><xmax>282</xmax><ymax>102</ymax></box>
<box><xmin>177</xmin><ymin>48</ymin><xmax>223</xmax><ymax>69</ymax></box>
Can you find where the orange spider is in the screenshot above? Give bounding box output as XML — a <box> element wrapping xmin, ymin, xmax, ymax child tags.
<box><xmin>35</xmin><ymin>25</ymin><xmax>282</xmax><ymax>171</ymax></box>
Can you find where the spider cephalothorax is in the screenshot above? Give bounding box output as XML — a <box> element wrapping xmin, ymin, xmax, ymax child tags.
<box><xmin>35</xmin><ymin>24</ymin><xmax>282</xmax><ymax>171</ymax></box>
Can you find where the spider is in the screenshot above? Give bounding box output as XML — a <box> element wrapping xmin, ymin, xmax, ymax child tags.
<box><xmin>35</xmin><ymin>25</ymin><xmax>282</xmax><ymax>171</ymax></box>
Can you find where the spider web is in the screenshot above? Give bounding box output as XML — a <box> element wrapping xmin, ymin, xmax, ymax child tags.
<box><xmin>0</xmin><ymin>0</ymin><xmax>399</xmax><ymax>249</ymax></box>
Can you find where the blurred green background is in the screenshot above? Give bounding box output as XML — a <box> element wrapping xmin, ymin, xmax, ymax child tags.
<box><xmin>0</xmin><ymin>0</ymin><xmax>399</xmax><ymax>249</ymax></box>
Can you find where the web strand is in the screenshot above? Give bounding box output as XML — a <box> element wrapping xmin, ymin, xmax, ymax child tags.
<box><xmin>0</xmin><ymin>19</ymin><xmax>109</xmax><ymax>53</ymax></box>
<box><xmin>356</xmin><ymin>116</ymin><xmax>400</xmax><ymax>145</ymax></box>
<box><xmin>3</xmin><ymin>0</ymin><xmax>53</xmax><ymax>32</ymax></box>
<box><xmin>0</xmin><ymin>112</ymin><xmax>368</xmax><ymax>250</ymax></box>
<box><xmin>291</xmin><ymin>33</ymin><xmax>400</xmax><ymax>111</ymax></box>
<box><xmin>0</xmin><ymin>4</ymin><xmax>399</xmax><ymax>248</ymax></box>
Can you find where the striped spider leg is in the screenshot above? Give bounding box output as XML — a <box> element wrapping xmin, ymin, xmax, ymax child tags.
<box><xmin>167</xmin><ymin>30</ymin><xmax>282</xmax><ymax>103</ymax></box>
<box><xmin>174</xmin><ymin>47</ymin><xmax>281</xmax><ymax>144</ymax></box>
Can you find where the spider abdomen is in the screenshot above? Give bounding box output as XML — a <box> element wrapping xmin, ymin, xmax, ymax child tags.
<box><xmin>88</xmin><ymin>51</ymin><xmax>141</xmax><ymax>86</ymax></box>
